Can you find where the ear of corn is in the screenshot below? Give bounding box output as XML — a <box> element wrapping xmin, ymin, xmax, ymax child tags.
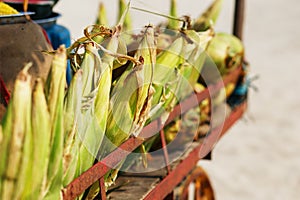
<box><xmin>77</xmin><ymin>42</ymin><xmax>108</xmax><ymax>176</ymax></box>
<box><xmin>148</xmin><ymin>35</ymin><xmax>186</xmax><ymax>123</ymax></box>
<box><xmin>0</xmin><ymin>2</ymin><xmax>19</xmax><ymax>16</ymax></box>
<box><xmin>103</xmin><ymin>25</ymin><xmax>155</xmax><ymax>152</ymax></box>
<box><xmin>193</xmin><ymin>0</ymin><xmax>223</xmax><ymax>31</ymax></box>
<box><xmin>84</xmin><ymin>27</ymin><xmax>134</xmax><ymax>198</ymax></box>
<box><xmin>30</xmin><ymin>78</ymin><xmax>51</xmax><ymax>199</ymax></box>
<box><xmin>44</xmin><ymin>45</ymin><xmax>67</xmax><ymax>199</ymax></box>
<box><xmin>204</xmin><ymin>32</ymin><xmax>244</xmax><ymax>81</ymax></box>
<box><xmin>176</xmin><ymin>29</ymin><xmax>213</xmax><ymax>99</ymax></box>
<box><xmin>98</xmin><ymin>25</ymin><xmax>156</xmax><ymax>188</ymax></box>
<box><xmin>0</xmin><ymin>99</ymin><xmax>12</xmax><ymax>197</ymax></box>
<box><xmin>62</xmin><ymin>70</ymin><xmax>83</xmax><ymax>186</ymax></box>
<box><xmin>0</xmin><ymin>64</ymin><xmax>32</xmax><ymax>200</ymax></box>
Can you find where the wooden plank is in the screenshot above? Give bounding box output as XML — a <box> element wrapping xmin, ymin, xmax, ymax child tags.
<box><xmin>107</xmin><ymin>176</ymin><xmax>160</xmax><ymax>200</ymax></box>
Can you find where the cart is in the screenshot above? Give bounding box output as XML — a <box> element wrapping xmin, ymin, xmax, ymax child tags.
<box><xmin>61</xmin><ymin>1</ymin><xmax>248</xmax><ymax>199</ymax></box>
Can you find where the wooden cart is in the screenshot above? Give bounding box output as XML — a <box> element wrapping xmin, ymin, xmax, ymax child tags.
<box><xmin>63</xmin><ymin>0</ymin><xmax>247</xmax><ymax>199</ymax></box>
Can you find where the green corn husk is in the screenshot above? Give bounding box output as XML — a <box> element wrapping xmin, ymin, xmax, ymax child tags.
<box><xmin>85</xmin><ymin>25</ymin><xmax>156</xmax><ymax>199</ymax></box>
<box><xmin>0</xmin><ymin>101</ymin><xmax>11</xmax><ymax>196</ymax></box>
<box><xmin>30</xmin><ymin>78</ymin><xmax>52</xmax><ymax>199</ymax></box>
<box><xmin>44</xmin><ymin>45</ymin><xmax>67</xmax><ymax>199</ymax></box>
<box><xmin>123</xmin><ymin>35</ymin><xmax>188</xmax><ymax>168</ymax></box>
<box><xmin>193</xmin><ymin>0</ymin><xmax>223</xmax><ymax>31</ymax></box>
<box><xmin>0</xmin><ymin>64</ymin><xmax>33</xmax><ymax>200</ymax></box>
<box><xmin>118</xmin><ymin>0</ymin><xmax>132</xmax><ymax>31</ymax></box>
<box><xmin>148</xmin><ymin>35</ymin><xmax>185</xmax><ymax>123</ymax></box>
<box><xmin>202</xmin><ymin>32</ymin><xmax>244</xmax><ymax>84</ymax></box>
<box><xmin>126</xmin><ymin>29</ymin><xmax>214</xmax><ymax>167</ymax></box>
<box><xmin>66</xmin><ymin>26</ymin><xmax>122</xmax><ymax>199</ymax></box>
<box><xmin>175</xmin><ymin>29</ymin><xmax>213</xmax><ymax>98</ymax></box>
<box><xmin>96</xmin><ymin>2</ymin><xmax>108</xmax><ymax>26</ymax></box>
<box><xmin>148</xmin><ymin>29</ymin><xmax>210</xmax><ymax>122</ymax></box>
<box><xmin>101</xmin><ymin>25</ymin><xmax>156</xmax><ymax>185</ymax></box>
<box><xmin>167</xmin><ymin>0</ymin><xmax>179</xmax><ymax>30</ymax></box>
<box><xmin>77</xmin><ymin>35</ymin><xmax>119</xmax><ymax>176</ymax></box>
<box><xmin>62</xmin><ymin>70</ymin><xmax>83</xmax><ymax>186</ymax></box>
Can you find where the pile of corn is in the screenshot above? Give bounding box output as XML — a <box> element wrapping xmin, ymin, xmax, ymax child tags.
<box><xmin>0</xmin><ymin>2</ymin><xmax>19</xmax><ymax>16</ymax></box>
<box><xmin>0</xmin><ymin>0</ymin><xmax>244</xmax><ymax>199</ymax></box>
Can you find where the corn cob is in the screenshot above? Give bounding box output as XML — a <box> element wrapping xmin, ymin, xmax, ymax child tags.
<box><xmin>44</xmin><ymin>45</ymin><xmax>67</xmax><ymax>199</ymax></box>
<box><xmin>193</xmin><ymin>0</ymin><xmax>223</xmax><ymax>31</ymax></box>
<box><xmin>0</xmin><ymin>2</ymin><xmax>19</xmax><ymax>15</ymax></box>
<box><xmin>98</xmin><ymin>25</ymin><xmax>156</xmax><ymax>187</ymax></box>
<box><xmin>30</xmin><ymin>78</ymin><xmax>52</xmax><ymax>199</ymax></box>
<box><xmin>0</xmin><ymin>63</ymin><xmax>32</xmax><ymax>200</ymax></box>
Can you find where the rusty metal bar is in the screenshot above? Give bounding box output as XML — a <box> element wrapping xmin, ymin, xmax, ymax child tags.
<box><xmin>63</xmin><ymin>66</ymin><xmax>243</xmax><ymax>200</ymax></box>
<box><xmin>0</xmin><ymin>75</ymin><xmax>10</xmax><ymax>107</ymax></box>
<box><xmin>62</xmin><ymin>137</ymin><xmax>145</xmax><ymax>200</ymax></box>
<box><xmin>143</xmin><ymin>102</ymin><xmax>247</xmax><ymax>200</ymax></box>
<box><xmin>165</xmin><ymin>66</ymin><xmax>242</xmax><ymax>126</ymax></box>
<box><xmin>99</xmin><ymin>177</ymin><xmax>106</xmax><ymax>200</ymax></box>
<box><xmin>233</xmin><ymin>0</ymin><xmax>245</xmax><ymax>40</ymax></box>
<box><xmin>158</xmin><ymin>118</ymin><xmax>171</xmax><ymax>174</ymax></box>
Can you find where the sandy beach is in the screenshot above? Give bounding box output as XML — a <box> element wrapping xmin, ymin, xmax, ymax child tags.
<box><xmin>53</xmin><ymin>0</ymin><xmax>300</xmax><ymax>199</ymax></box>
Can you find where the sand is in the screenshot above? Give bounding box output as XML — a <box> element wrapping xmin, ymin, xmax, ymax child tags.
<box><xmin>53</xmin><ymin>0</ymin><xmax>300</xmax><ymax>199</ymax></box>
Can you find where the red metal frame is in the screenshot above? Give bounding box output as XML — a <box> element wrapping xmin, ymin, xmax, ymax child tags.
<box><xmin>62</xmin><ymin>66</ymin><xmax>244</xmax><ymax>200</ymax></box>
<box><xmin>143</xmin><ymin>102</ymin><xmax>247</xmax><ymax>200</ymax></box>
<box><xmin>0</xmin><ymin>75</ymin><xmax>10</xmax><ymax>107</ymax></box>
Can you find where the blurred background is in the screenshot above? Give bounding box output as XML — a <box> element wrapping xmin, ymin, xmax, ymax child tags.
<box><xmin>53</xmin><ymin>0</ymin><xmax>300</xmax><ymax>199</ymax></box>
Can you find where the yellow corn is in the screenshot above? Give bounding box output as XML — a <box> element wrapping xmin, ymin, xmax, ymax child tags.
<box><xmin>0</xmin><ymin>2</ymin><xmax>19</xmax><ymax>16</ymax></box>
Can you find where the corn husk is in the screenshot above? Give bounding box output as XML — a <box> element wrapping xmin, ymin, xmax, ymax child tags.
<box><xmin>0</xmin><ymin>64</ymin><xmax>33</xmax><ymax>200</ymax></box>
<box><xmin>44</xmin><ymin>45</ymin><xmax>67</xmax><ymax>199</ymax></box>
<box><xmin>101</xmin><ymin>25</ymin><xmax>156</xmax><ymax>186</ymax></box>
<box><xmin>30</xmin><ymin>79</ymin><xmax>51</xmax><ymax>199</ymax></box>
<box><xmin>193</xmin><ymin>0</ymin><xmax>223</xmax><ymax>31</ymax></box>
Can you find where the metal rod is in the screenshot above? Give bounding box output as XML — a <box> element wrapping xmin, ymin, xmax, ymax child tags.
<box><xmin>158</xmin><ymin>118</ymin><xmax>171</xmax><ymax>174</ymax></box>
<box><xmin>233</xmin><ymin>0</ymin><xmax>246</xmax><ymax>40</ymax></box>
<box><xmin>99</xmin><ymin>177</ymin><xmax>106</xmax><ymax>200</ymax></box>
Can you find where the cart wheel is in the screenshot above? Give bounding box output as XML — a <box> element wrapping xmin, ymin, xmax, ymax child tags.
<box><xmin>177</xmin><ymin>166</ymin><xmax>215</xmax><ymax>200</ymax></box>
